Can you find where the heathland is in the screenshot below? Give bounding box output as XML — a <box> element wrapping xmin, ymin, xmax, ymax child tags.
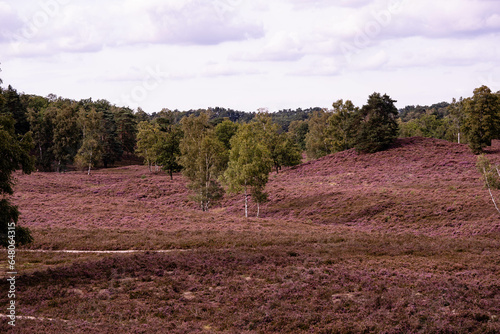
<box><xmin>1</xmin><ymin>137</ymin><xmax>500</xmax><ymax>333</ymax></box>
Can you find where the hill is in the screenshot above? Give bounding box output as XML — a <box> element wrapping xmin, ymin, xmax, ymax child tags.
<box><xmin>2</xmin><ymin>137</ymin><xmax>500</xmax><ymax>333</ymax></box>
<box><xmin>259</xmin><ymin>137</ymin><xmax>500</xmax><ymax>236</ymax></box>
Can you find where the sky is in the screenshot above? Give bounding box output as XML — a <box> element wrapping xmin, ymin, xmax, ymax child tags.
<box><xmin>0</xmin><ymin>0</ymin><xmax>499</xmax><ymax>113</ymax></box>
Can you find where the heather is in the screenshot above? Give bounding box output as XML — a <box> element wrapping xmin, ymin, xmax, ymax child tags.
<box><xmin>1</xmin><ymin>137</ymin><xmax>500</xmax><ymax>333</ymax></box>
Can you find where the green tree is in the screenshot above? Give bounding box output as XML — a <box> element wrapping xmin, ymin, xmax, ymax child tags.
<box><xmin>223</xmin><ymin>123</ymin><xmax>273</xmax><ymax>218</ymax></box>
<box><xmin>136</xmin><ymin>121</ymin><xmax>162</xmax><ymax>172</ymax></box>
<box><xmin>328</xmin><ymin>99</ymin><xmax>357</xmax><ymax>152</ymax></box>
<box><xmin>353</xmin><ymin>93</ymin><xmax>399</xmax><ymax>153</ymax></box>
<box><xmin>113</xmin><ymin>107</ymin><xmax>137</xmax><ymax>155</ymax></box>
<box><xmin>2</xmin><ymin>85</ymin><xmax>30</xmax><ymax>135</ymax></box>
<box><xmin>75</xmin><ymin>107</ymin><xmax>103</xmax><ymax>175</ymax></box>
<box><xmin>463</xmin><ymin>86</ymin><xmax>500</xmax><ymax>154</ymax></box>
<box><xmin>215</xmin><ymin>118</ymin><xmax>239</xmax><ymax>151</ymax></box>
<box><xmin>179</xmin><ymin>112</ymin><xmax>226</xmax><ymax>211</ymax></box>
<box><xmin>27</xmin><ymin>105</ymin><xmax>55</xmax><ymax>171</ymax></box>
<box><xmin>0</xmin><ymin>114</ymin><xmax>35</xmax><ymax>246</ymax></box>
<box><xmin>52</xmin><ymin>103</ymin><xmax>80</xmax><ymax>172</ymax></box>
<box><xmin>156</xmin><ymin>115</ymin><xmax>183</xmax><ymax>179</ymax></box>
<box><xmin>214</xmin><ymin>119</ymin><xmax>239</xmax><ymax>170</ymax></box>
<box><xmin>252</xmin><ymin>113</ymin><xmax>301</xmax><ymax>173</ymax></box>
<box><xmin>305</xmin><ymin>109</ymin><xmax>333</xmax><ymax>159</ymax></box>
<box><xmin>447</xmin><ymin>97</ymin><xmax>465</xmax><ymax>144</ymax></box>
<box><xmin>288</xmin><ymin>120</ymin><xmax>309</xmax><ymax>151</ymax></box>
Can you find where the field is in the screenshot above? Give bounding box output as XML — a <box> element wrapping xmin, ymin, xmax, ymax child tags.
<box><xmin>1</xmin><ymin>137</ymin><xmax>500</xmax><ymax>333</ymax></box>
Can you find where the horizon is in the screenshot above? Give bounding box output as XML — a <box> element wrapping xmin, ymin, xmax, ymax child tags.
<box><xmin>1</xmin><ymin>0</ymin><xmax>499</xmax><ymax>114</ymax></box>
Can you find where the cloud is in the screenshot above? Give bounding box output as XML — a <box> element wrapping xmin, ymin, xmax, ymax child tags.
<box><xmin>148</xmin><ymin>0</ymin><xmax>264</xmax><ymax>45</ymax></box>
<box><xmin>1</xmin><ymin>0</ymin><xmax>264</xmax><ymax>58</ymax></box>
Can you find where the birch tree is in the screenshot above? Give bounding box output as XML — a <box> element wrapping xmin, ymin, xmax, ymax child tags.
<box><xmin>75</xmin><ymin>107</ymin><xmax>103</xmax><ymax>175</ymax></box>
<box><xmin>223</xmin><ymin>123</ymin><xmax>273</xmax><ymax>218</ymax></box>
<box><xmin>179</xmin><ymin>112</ymin><xmax>226</xmax><ymax>211</ymax></box>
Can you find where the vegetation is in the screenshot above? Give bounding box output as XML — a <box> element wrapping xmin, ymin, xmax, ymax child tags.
<box><xmin>178</xmin><ymin>112</ymin><xmax>226</xmax><ymax>211</ymax></box>
<box><xmin>0</xmin><ymin>86</ymin><xmax>35</xmax><ymax>246</ymax></box>
<box><xmin>352</xmin><ymin>93</ymin><xmax>399</xmax><ymax>153</ymax></box>
<box><xmin>3</xmin><ymin>63</ymin><xmax>500</xmax><ymax>332</ymax></box>
<box><xmin>223</xmin><ymin>123</ymin><xmax>273</xmax><ymax>217</ymax></box>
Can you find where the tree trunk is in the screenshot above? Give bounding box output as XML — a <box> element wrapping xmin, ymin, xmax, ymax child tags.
<box><xmin>169</xmin><ymin>169</ymin><xmax>173</xmax><ymax>180</ymax></box>
<box><xmin>244</xmin><ymin>188</ymin><xmax>248</xmax><ymax>218</ymax></box>
<box><xmin>88</xmin><ymin>150</ymin><xmax>92</xmax><ymax>175</ymax></box>
<box><xmin>256</xmin><ymin>202</ymin><xmax>260</xmax><ymax>218</ymax></box>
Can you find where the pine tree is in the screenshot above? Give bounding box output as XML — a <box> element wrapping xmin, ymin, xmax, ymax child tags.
<box><xmin>353</xmin><ymin>93</ymin><xmax>399</xmax><ymax>154</ymax></box>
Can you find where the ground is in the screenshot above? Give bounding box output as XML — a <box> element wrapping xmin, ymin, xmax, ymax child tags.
<box><xmin>1</xmin><ymin>137</ymin><xmax>499</xmax><ymax>333</ymax></box>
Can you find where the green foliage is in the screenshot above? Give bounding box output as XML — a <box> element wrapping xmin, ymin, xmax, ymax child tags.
<box><xmin>2</xmin><ymin>85</ymin><xmax>30</xmax><ymax>135</ymax></box>
<box><xmin>328</xmin><ymin>99</ymin><xmax>358</xmax><ymax>152</ymax></box>
<box><xmin>179</xmin><ymin>112</ymin><xmax>226</xmax><ymax>211</ymax></box>
<box><xmin>353</xmin><ymin>93</ymin><xmax>399</xmax><ymax>154</ymax></box>
<box><xmin>463</xmin><ymin>86</ymin><xmax>500</xmax><ymax>154</ymax></box>
<box><xmin>288</xmin><ymin>120</ymin><xmax>309</xmax><ymax>151</ymax></box>
<box><xmin>215</xmin><ymin>119</ymin><xmax>239</xmax><ymax>151</ymax></box>
<box><xmin>0</xmin><ymin>113</ymin><xmax>35</xmax><ymax>247</ymax></box>
<box><xmin>113</xmin><ymin>107</ymin><xmax>138</xmax><ymax>154</ymax></box>
<box><xmin>136</xmin><ymin>121</ymin><xmax>162</xmax><ymax>172</ymax></box>
<box><xmin>251</xmin><ymin>113</ymin><xmax>302</xmax><ymax>173</ymax></box>
<box><xmin>223</xmin><ymin>123</ymin><xmax>273</xmax><ymax>217</ymax></box>
<box><xmin>476</xmin><ymin>155</ymin><xmax>500</xmax><ymax>189</ymax></box>
<box><xmin>446</xmin><ymin>97</ymin><xmax>466</xmax><ymax>144</ymax></box>
<box><xmin>51</xmin><ymin>103</ymin><xmax>81</xmax><ymax>171</ymax></box>
<box><xmin>399</xmin><ymin>114</ymin><xmax>449</xmax><ymax>140</ymax></box>
<box><xmin>155</xmin><ymin>114</ymin><xmax>183</xmax><ymax>179</ymax></box>
<box><xmin>75</xmin><ymin>108</ymin><xmax>104</xmax><ymax>174</ymax></box>
<box><xmin>305</xmin><ymin>110</ymin><xmax>332</xmax><ymax>159</ymax></box>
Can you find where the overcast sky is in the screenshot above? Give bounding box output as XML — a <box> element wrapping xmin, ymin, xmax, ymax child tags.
<box><xmin>1</xmin><ymin>0</ymin><xmax>499</xmax><ymax>113</ymax></box>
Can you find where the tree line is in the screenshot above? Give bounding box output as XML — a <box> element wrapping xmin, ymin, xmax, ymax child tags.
<box><xmin>2</xmin><ymin>71</ymin><xmax>500</xmax><ymax>246</ymax></box>
<box><xmin>399</xmin><ymin>86</ymin><xmax>500</xmax><ymax>154</ymax></box>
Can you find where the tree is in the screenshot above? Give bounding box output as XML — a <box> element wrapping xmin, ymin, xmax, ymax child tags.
<box><xmin>75</xmin><ymin>107</ymin><xmax>103</xmax><ymax>175</ymax></box>
<box><xmin>477</xmin><ymin>155</ymin><xmax>500</xmax><ymax>215</ymax></box>
<box><xmin>353</xmin><ymin>93</ymin><xmax>399</xmax><ymax>154</ymax></box>
<box><xmin>93</xmin><ymin>100</ymin><xmax>122</xmax><ymax>168</ymax></box>
<box><xmin>223</xmin><ymin>123</ymin><xmax>273</xmax><ymax>218</ymax></box>
<box><xmin>252</xmin><ymin>113</ymin><xmax>301</xmax><ymax>173</ymax></box>
<box><xmin>328</xmin><ymin>99</ymin><xmax>358</xmax><ymax>152</ymax></box>
<box><xmin>179</xmin><ymin>112</ymin><xmax>226</xmax><ymax>211</ymax></box>
<box><xmin>113</xmin><ymin>107</ymin><xmax>137</xmax><ymax>155</ymax></box>
<box><xmin>305</xmin><ymin>109</ymin><xmax>333</xmax><ymax>159</ymax></box>
<box><xmin>156</xmin><ymin>115</ymin><xmax>183</xmax><ymax>179</ymax></box>
<box><xmin>136</xmin><ymin>121</ymin><xmax>162</xmax><ymax>172</ymax></box>
<box><xmin>288</xmin><ymin>120</ymin><xmax>309</xmax><ymax>151</ymax></box>
<box><xmin>27</xmin><ymin>105</ymin><xmax>55</xmax><ymax>171</ymax></box>
<box><xmin>52</xmin><ymin>103</ymin><xmax>81</xmax><ymax>172</ymax></box>
<box><xmin>0</xmin><ymin>113</ymin><xmax>35</xmax><ymax>247</ymax></box>
<box><xmin>463</xmin><ymin>86</ymin><xmax>500</xmax><ymax>154</ymax></box>
<box><xmin>447</xmin><ymin>97</ymin><xmax>465</xmax><ymax>144</ymax></box>
<box><xmin>2</xmin><ymin>85</ymin><xmax>30</xmax><ymax>135</ymax></box>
